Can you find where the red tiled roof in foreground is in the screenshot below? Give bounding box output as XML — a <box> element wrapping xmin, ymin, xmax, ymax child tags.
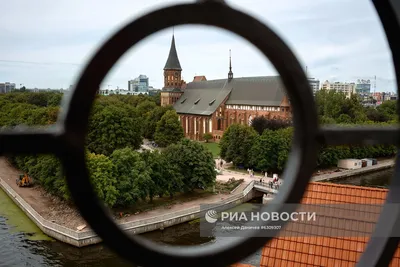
<box><xmin>260</xmin><ymin>182</ymin><xmax>400</xmax><ymax>267</ymax></box>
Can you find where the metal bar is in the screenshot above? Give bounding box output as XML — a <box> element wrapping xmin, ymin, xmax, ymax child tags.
<box><xmin>356</xmin><ymin>0</ymin><xmax>400</xmax><ymax>266</ymax></box>
<box><xmin>0</xmin><ymin>127</ymin><xmax>62</xmax><ymax>155</ymax></box>
<box><xmin>318</xmin><ymin>125</ymin><xmax>400</xmax><ymax>146</ymax></box>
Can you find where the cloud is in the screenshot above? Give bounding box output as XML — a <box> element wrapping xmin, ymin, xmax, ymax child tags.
<box><xmin>0</xmin><ymin>0</ymin><xmax>396</xmax><ymax>92</ymax></box>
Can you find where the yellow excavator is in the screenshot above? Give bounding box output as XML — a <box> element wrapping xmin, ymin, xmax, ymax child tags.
<box><xmin>16</xmin><ymin>173</ymin><xmax>33</xmax><ymax>187</ymax></box>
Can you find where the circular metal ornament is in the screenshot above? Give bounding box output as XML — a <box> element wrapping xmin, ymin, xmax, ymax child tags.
<box><xmin>356</xmin><ymin>1</ymin><xmax>400</xmax><ymax>266</ymax></box>
<box><xmin>59</xmin><ymin>1</ymin><xmax>318</xmax><ymax>267</ymax></box>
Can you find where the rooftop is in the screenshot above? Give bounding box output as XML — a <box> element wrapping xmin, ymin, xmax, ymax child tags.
<box><xmin>260</xmin><ymin>182</ymin><xmax>399</xmax><ymax>267</ymax></box>
<box><xmin>164</xmin><ymin>35</ymin><xmax>182</xmax><ymax>71</ymax></box>
<box><xmin>174</xmin><ymin>76</ymin><xmax>287</xmax><ymax>115</ymax></box>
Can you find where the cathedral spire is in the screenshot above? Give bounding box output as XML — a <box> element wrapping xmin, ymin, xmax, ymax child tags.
<box><xmin>164</xmin><ymin>33</ymin><xmax>182</xmax><ymax>71</ymax></box>
<box><xmin>228</xmin><ymin>49</ymin><xmax>233</xmax><ymax>80</ymax></box>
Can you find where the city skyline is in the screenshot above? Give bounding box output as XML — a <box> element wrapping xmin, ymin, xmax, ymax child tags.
<box><xmin>0</xmin><ymin>0</ymin><xmax>396</xmax><ymax>92</ymax></box>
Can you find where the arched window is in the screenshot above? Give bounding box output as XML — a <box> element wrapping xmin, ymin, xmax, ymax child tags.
<box><xmin>217</xmin><ymin>119</ymin><xmax>222</xmax><ymax>130</ymax></box>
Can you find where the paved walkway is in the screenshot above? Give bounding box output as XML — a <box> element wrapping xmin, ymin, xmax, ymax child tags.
<box><xmin>311</xmin><ymin>159</ymin><xmax>395</xmax><ymax>182</ymax></box>
<box><xmin>125</xmin><ymin>159</ymin><xmax>394</xmax><ymax>225</ymax></box>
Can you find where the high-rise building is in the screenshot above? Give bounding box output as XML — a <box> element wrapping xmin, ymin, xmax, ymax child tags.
<box><xmin>321</xmin><ymin>80</ymin><xmax>356</xmax><ymax>98</ymax></box>
<box><xmin>308</xmin><ymin>78</ymin><xmax>320</xmax><ymax>94</ymax></box>
<box><xmin>128</xmin><ymin>75</ymin><xmax>150</xmax><ymax>95</ymax></box>
<box><xmin>355</xmin><ymin>79</ymin><xmax>371</xmax><ymax>94</ymax></box>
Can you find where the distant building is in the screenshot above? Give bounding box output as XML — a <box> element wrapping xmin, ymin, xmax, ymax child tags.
<box><xmin>148</xmin><ymin>87</ymin><xmax>161</xmax><ymax>96</ymax></box>
<box><xmin>308</xmin><ymin>78</ymin><xmax>320</xmax><ymax>94</ymax></box>
<box><xmin>128</xmin><ymin>75</ymin><xmax>150</xmax><ymax>95</ymax></box>
<box><xmin>321</xmin><ymin>80</ymin><xmax>356</xmax><ymax>98</ymax></box>
<box><xmin>98</xmin><ymin>88</ymin><xmax>138</xmax><ymax>96</ymax></box>
<box><xmin>355</xmin><ymin>79</ymin><xmax>371</xmax><ymax>94</ymax></box>
<box><xmin>382</xmin><ymin>91</ymin><xmax>397</xmax><ymax>101</ymax></box>
<box><xmin>0</xmin><ymin>82</ymin><xmax>16</xmax><ymax>93</ymax></box>
<box><xmin>372</xmin><ymin>92</ymin><xmax>382</xmax><ymax>101</ymax></box>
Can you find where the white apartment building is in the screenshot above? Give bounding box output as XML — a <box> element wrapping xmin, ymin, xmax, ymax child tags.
<box><xmin>321</xmin><ymin>80</ymin><xmax>356</xmax><ymax>98</ymax></box>
<box><xmin>98</xmin><ymin>88</ymin><xmax>149</xmax><ymax>96</ymax></box>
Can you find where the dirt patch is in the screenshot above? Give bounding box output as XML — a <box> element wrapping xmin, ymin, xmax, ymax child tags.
<box><xmin>0</xmin><ymin>157</ymin><xmax>231</xmax><ymax>230</ymax></box>
<box><xmin>0</xmin><ymin>158</ymin><xmax>87</xmax><ymax>229</ymax></box>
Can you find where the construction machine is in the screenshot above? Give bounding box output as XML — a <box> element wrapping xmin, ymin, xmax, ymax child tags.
<box><xmin>16</xmin><ymin>173</ymin><xmax>32</xmax><ymax>187</ymax></box>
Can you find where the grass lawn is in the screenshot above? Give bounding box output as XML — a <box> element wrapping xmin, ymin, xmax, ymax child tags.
<box><xmin>201</xmin><ymin>142</ymin><xmax>220</xmax><ymax>158</ymax></box>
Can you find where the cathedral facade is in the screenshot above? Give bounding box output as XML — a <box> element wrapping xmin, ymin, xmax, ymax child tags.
<box><xmin>160</xmin><ymin>35</ymin><xmax>292</xmax><ymax>142</ymax></box>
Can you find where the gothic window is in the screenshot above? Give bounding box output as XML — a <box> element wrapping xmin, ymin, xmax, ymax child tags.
<box><xmin>217</xmin><ymin>119</ymin><xmax>222</xmax><ymax>130</ymax></box>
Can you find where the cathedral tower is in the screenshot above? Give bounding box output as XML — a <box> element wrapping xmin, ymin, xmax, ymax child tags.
<box><xmin>161</xmin><ymin>33</ymin><xmax>185</xmax><ymax>106</ymax></box>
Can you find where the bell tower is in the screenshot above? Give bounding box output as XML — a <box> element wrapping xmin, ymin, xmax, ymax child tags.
<box><xmin>161</xmin><ymin>32</ymin><xmax>185</xmax><ymax>107</ymax></box>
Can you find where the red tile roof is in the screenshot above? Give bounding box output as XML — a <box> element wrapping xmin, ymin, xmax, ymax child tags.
<box><xmin>193</xmin><ymin>75</ymin><xmax>207</xmax><ymax>82</ymax></box>
<box><xmin>260</xmin><ymin>182</ymin><xmax>400</xmax><ymax>267</ymax></box>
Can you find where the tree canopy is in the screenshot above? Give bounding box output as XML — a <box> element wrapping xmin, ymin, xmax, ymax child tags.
<box><xmin>154</xmin><ymin>110</ymin><xmax>184</xmax><ymax>147</ymax></box>
<box><xmin>2</xmin><ymin>91</ymin><xmax>217</xmax><ymax>208</ymax></box>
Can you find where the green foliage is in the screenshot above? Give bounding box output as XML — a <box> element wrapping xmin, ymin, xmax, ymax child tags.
<box><xmin>110</xmin><ymin>148</ymin><xmax>154</xmax><ymax>205</ymax></box>
<box><xmin>163</xmin><ymin>139</ymin><xmax>216</xmax><ymax>192</ymax></box>
<box><xmin>220</xmin><ymin>124</ymin><xmax>258</xmax><ymax>167</ymax></box>
<box><xmin>140</xmin><ymin>150</ymin><xmax>169</xmax><ymax>200</ymax></box>
<box><xmin>154</xmin><ymin>110</ymin><xmax>184</xmax><ymax>147</ymax></box>
<box><xmin>315</xmin><ymin>89</ymin><xmax>397</xmax><ymax>124</ymax></box>
<box><xmin>203</xmin><ymin>133</ymin><xmax>213</xmax><ymax>142</ymax></box>
<box><xmin>249</xmin><ymin>128</ymin><xmax>293</xmax><ymax>172</ymax></box>
<box><xmin>11</xmin><ymin>154</ymin><xmax>68</xmax><ymax>199</ymax></box>
<box><xmin>86</xmin><ymin>153</ymin><xmax>118</xmax><ymax>207</ymax></box>
<box><xmin>221</xmin><ymin>125</ymin><xmax>396</xmax><ymax>172</ymax></box>
<box><xmin>376</xmin><ymin>100</ymin><xmax>397</xmax><ymax>121</ymax></box>
<box><xmin>3</xmin><ymin>92</ymin><xmax>216</xmax><ymax>208</ymax></box>
<box><xmin>87</xmin><ymin>105</ymin><xmax>143</xmax><ymax>156</ymax></box>
<box><xmin>250</xmin><ymin>116</ymin><xmax>291</xmax><ymax>135</ymax></box>
<box><xmin>143</xmin><ymin>105</ymin><xmax>173</xmax><ymax>140</ymax></box>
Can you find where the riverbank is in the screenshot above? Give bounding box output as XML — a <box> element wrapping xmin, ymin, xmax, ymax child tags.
<box><xmin>310</xmin><ymin>158</ymin><xmax>395</xmax><ymax>182</ymax></box>
<box><xmin>0</xmin><ymin>156</ymin><xmax>395</xmax><ymax>247</ymax></box>
<box><xmin>0</xmin><ymin>157</ymin><xmax>265</xmax><ymax>246</ymax></box>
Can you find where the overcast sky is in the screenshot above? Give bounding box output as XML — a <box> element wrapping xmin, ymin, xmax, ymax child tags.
<box><xmin>0</xmin><ymin>0</ymin><xmax>396</xmax><ymax>92</ymax></box>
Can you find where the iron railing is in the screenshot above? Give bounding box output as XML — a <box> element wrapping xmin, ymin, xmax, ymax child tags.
<box><xmin>0</xmin><ymin>0</ymin><xmax>399</xmax><ymax>266</ymax></box>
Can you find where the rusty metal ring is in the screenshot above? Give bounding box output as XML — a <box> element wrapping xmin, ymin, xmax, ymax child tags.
<box><xmin>58</xmin><ymin>1</ymin><xmax>319</xmax><ymax>266</ymax></box>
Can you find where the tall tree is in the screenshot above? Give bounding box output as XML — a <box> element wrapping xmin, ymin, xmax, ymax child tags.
<box><xmin>143</xmin><ymin>105</ymin><xmax>173</xmax><ymax>140</ymax></box>
<box><xmin>154</xmin><ymin>110</ymin><xmax>184</xmax><ymax>147</ymax></box>
<box><xmin>220</xmin><ymin>124</ymin><xmax>258</xmax><ymax>167</ymax></box>
<box><xmin>86</xmin><ymin>153</ymin><xmax>118</xmax><ymax>207</ymax></box>
<box><xmin>110</xmin><ymin>148</ymin><xmax>154</xmax><ymax>205</ymax></box>
<box><xmin>163</xmin><ymin>139</ymin><xmax>216</xmax><ymax>192</ymax></box>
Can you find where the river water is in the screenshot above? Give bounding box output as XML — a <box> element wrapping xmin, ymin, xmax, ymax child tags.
<box><xmin>0</xmin><ymin>188</ymin><xmax>262</xmax><ymax>267</ymax></box>
<box><xmin>0</xmin><ymin>170</ymin><xmax>393</xmax><ymax>266</ymax></box>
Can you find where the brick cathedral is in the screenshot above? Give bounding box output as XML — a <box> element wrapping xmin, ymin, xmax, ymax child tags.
<box><xmin>160</xmin><ymin>34</ymin><xmax>292</xmax><ymax>142</ymax></box>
